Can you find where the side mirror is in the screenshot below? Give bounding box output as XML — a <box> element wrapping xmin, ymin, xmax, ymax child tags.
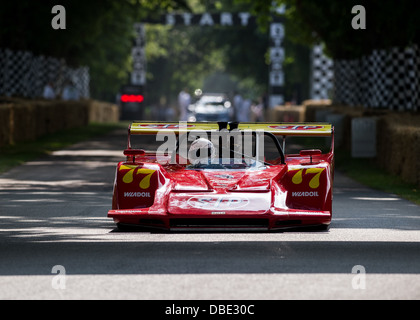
<box><xmin>124</xmin><ymin>149</ymin><xmax>145</xmax><ymax>156</ymax></box>
<box><xmin>300</xmin><ymin>149</ymin><xmax>322</xmax><ymax>157</ymax></box>
<box><xmin>300</xmin><ymin>149</ymin><xmax>322</xmax><ymax>164</ymax></box>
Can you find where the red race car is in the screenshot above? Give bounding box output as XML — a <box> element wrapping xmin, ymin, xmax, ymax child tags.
<box><xmin>108</xmin><ymin>121</ymin><xmax>334</xmax><ymax>231</ymax></box>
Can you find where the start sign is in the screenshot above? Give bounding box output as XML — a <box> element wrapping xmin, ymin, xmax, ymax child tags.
<box><xmin>134</xmin><ymin>8</ymin><xmax>286</xmax><ymax>109</ymax></box>
<box><xmin>143</xmin><ymin>12</ymin><xmax>256</xmax><ymax>27</ymax></box>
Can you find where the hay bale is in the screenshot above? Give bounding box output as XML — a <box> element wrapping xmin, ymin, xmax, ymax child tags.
<box><xmin>0</xmin><ymin>104</ymin><xmax>12</xmax><ymax>146</ymax></box>
<box><xmin>10</xmin><ymin>102</ymin><xmax>38</xmax><ymax>143</ymax></box>
<box><xmin>377</xmin><ymin>113</ymin><xmax>420</xmax><ymax>186</ymax></box>
<box><xmin>271</xmin><ymin>105</ymin><xmax>305</xmax><ymax>123</ymax></box>
<box><xmin>303</xmin><ymin>100</ymin><xmax>332</xmax><ymax>122</ymax></box>
<box><xmin>88</xmin><ymin>100</ymin><xmax>119</xmax><ymax>123</ymax></box>
<box><xmin>1</xmin><ymin>98</ymin><xmax>120</xmax><ymax>147</ymax></box>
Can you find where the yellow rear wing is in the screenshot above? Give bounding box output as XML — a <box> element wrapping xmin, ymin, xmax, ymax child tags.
<box><xmin>130</xmin><ymin>122</ymin><xmax>333</xmax><ymax>137</ymax></box>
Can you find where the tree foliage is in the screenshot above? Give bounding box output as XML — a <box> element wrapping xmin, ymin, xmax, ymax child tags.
<box><xmin>236</xmin><ymin>0</ymin><xmax>420</xmax><ymax>59</ymax></box>
<box><xmin>144</xmin><ymin>0</ymin><xmax>274</xmax><ymax>105</ymax></box>
<box><xmin>0</xmin><ymin>0</ymin><xmax>190</xmax><ymax>100</ymax></box>
<box><xmin>145</xmin><ymin>22</ymin><xmax>271</xmax><ymax>104</ymax></box>
<box><xmin>1</xmin><ymin>0</ymin><xmax>418</xmax><ymax>103</ymax></box>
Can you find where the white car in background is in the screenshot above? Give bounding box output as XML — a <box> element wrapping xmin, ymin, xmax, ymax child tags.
<box><xmin>188</xmin><ymin>93</ymin><xmax>233</xmax><ymax>122</ymax></box>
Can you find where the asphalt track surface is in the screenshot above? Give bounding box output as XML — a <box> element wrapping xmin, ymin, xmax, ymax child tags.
<box><xmin>0</xmin><ymin>128</ymin><xmax>419</xmax><ymax>300</ymax></box>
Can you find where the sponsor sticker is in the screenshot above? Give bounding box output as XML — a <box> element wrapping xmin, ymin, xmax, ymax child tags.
<box><xmin>291</xmin><ymin>191</ymin><xmax>319</xmax><ymax>197</ymax></box>
<box><xmin>124</xmin><ymin>192</ymin><xmax>151</xmax><ymax>198</ymax></box>
<box><xmin>214</xmin><ymin>174</ymin><xmax>235</xmax><ymax>179</ymax></box>
<box><xmin>187</xmin><ymin>196</ymin><xmax>249</xmax><ymax>210</ymax></box>
<box><xmin>269</xmin><ymin>125</ymin><xmax>324</xmax><ymax>130</ymax></box>
<box><xmin>135</xmin><ymin>124</ymin><xmax>195</xmax><ymax>129</ymax></box>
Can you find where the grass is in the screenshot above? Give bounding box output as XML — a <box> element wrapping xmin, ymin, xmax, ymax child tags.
<box><xmin>0</xmin><ymin>122</ymin><xmax>128</xmax><ymax>174</ymax></box>
<box><xmin>334</xmin><ymin>148</ymin><xmax>420</xmax><ymax>205</ymax></box>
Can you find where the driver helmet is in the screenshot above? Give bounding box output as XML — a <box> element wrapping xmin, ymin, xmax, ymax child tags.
<box><xmin>189</xmin><ymin>138</ymin><xmax>216</xmax><ymax>165</ymax></box>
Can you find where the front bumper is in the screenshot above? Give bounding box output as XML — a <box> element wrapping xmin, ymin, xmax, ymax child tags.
<box><xmin>108</xmin><ymin>209</ymin><xmax>331</xmax><ymax>231</ymax></box>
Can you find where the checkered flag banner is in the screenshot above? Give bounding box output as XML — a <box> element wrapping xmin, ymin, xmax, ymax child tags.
<box><xmin>332</xmin><ymin>45</ymin><xmax>419</xmax><ymax>111</ymax></box>
<box><xmin>310</xmin><ymin>44</ymin><xmax>334</xmax><ymax>100</ymax></box>
<box><xmin>0</xmin><ymin>48</ymin><xmax>90</xmax><ymax>99</ymax></box>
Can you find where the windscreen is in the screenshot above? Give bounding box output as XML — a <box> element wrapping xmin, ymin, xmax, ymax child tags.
<box><xmin>129</xmin><ymin>131</ymin><xmax>285</xmax><ymax>168</ymax></box>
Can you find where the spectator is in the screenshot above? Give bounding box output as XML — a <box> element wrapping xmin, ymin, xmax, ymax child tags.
<box><xmin>43</xmin><ymin>82</ymin><xmax>56</xmax><ymax>99</ymax></box>
<box><xmin>237</xmin><ymin>98</ymin><xmax>251</xmax><ymax>122</ymax></box>
<box><xmin>62</xmin><ymin>80</ymin><xmax>80</xmax><ymax>101</ymax></box>
<box><xmin>252</xmin><ymin>98</ymin><xmax>264</xmax><ymax>122</ymax></box>
<box><xmin>233</xmin><ymin>91</ymin><xmax>243</xmax><ymax>122</ymax></box>
<box><xmin>178</xmin><ymin>88</ymin><xmax>191</xmax><ymax>121</ymax></box>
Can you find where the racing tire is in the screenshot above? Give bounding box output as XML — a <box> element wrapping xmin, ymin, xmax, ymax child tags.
<box><xmin>316</xmin><ymin>224</ymin><xmax>330</xmax><ymax>231</ymax></box>
<box><xmin>116</xmin><ymin>223</ymin><xmax>137</xmax><ymax>232</ymax></box>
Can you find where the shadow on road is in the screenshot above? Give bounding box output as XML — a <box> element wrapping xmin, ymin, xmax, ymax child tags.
<box><xmin>0</xmin><ymin>126</ymin><xmax>419</xmax><ymax>277</ymax></box>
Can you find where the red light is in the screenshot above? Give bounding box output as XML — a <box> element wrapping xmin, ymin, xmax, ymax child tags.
<box><xmin>121</xmin><ymin>94</ymin><xmax>144</xmax><ymax>103</ymax></box>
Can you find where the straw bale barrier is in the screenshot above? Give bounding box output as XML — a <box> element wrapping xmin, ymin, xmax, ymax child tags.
<box><xmin>0</xmin><ymin>98</ymin><xmax>119</xmax><ymax>147</ymax></box>
<box><xmin>376</xmin><ymin>113</ymin><xmax>420</xmax><ymax>186</ymax></box>
<box><xmin>270</xmin><ymin>105</ymin><xmax>306</xmax><ymax>123</ymax></box>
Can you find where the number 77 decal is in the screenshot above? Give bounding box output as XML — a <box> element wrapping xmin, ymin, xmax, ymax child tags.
<box><xmin>119</xmin><ymin>165</ymin><xmax>156</xmax><ymax>189</ymax></box>
<box><xmin>291</xmin><ymin>168</ymin><xmax>325</xmax><ymax>189</ymax></box>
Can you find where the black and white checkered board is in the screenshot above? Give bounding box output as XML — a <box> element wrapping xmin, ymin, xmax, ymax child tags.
<box><xmin>331</xmin><ymin>45</ymin><xmax>419</xmax><ymax>111</ymax></box>
<box><xmin>0</xmin><ymin>48</ymin><xmax>90</xmax><ymax>99</ymax></box>
<box><xmin>310</xmin><ymin>44</ymin><xmax>334</xmax><ymax>100</ymax></box>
